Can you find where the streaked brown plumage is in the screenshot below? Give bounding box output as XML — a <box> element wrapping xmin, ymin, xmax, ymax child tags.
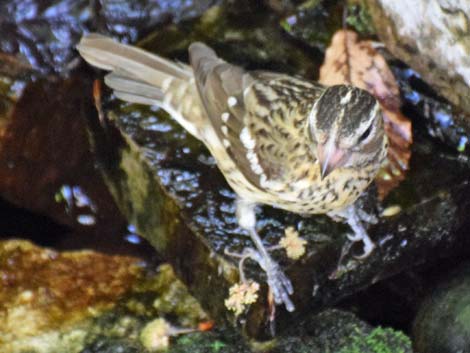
<box><xmin>77</xmin><ymin>34</ymin><xmax>388</xmax><ymax>312</ymax></box>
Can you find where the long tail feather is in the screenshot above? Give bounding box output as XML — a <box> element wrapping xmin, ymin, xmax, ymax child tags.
<box><xmin>77</xmin><ymin>33</ymin><xmax>191</xmax><ymax>85</ymax></box>
<box><xmin>77</xmin><ymin>33</ymin><xmax>205</xmax><ymax>139</ymax></box>
<box><xmin>104</xmin><ymin>73</ymin><xmax>164</xmax><ymax>102</ymax></box>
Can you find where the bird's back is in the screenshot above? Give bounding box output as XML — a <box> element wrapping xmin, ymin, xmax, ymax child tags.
<box><xmin>77</xmin><ymin>35</ymin><xmax>382</xmax><ymax>214</ymax></box>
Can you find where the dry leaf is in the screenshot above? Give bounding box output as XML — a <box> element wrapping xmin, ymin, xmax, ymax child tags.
<box><xmin>319</xmin><ymin>29</ymin><xmax>412</xmax><ymax>199</ymax></box>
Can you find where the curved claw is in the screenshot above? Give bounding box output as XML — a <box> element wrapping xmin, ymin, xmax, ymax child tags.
<box><xmin>337</xmin><ymin>204</ymin><xmax>377</xmax><ymax>260</ymax></box>
<box><xmin>347</xmin><ymin>229</ymin><xmax>376</xmax><ymax>260</ymax></box>
<box><xmin>265</xmin><ymin>260</ymin><xmax>295</xmax><ymax>312</ymax></box>
<box><xmin>353</xmin><ymin>237</ymin><xmax>376</xmax><ymax>259</ymax></box>
<box><xmin>346</xmin><ymin>232</ymin><xmax>363</xmax><ymax>242</ymax></box>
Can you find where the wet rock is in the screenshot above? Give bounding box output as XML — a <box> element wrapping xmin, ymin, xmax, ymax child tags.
<box><xmin>83</xmin><ymin>324</ymin><xmax>249</xmax><ymax>353</ymax></box>
<box><xmin>280</xmin><ymin>0</ymin><xmax>344</xmax><ymax>53</ymax></box>
<box><xmin>0</xmin><ymin>239</ymin><xmax>141</xmax><ymax>352</ymax></box>
<box><xmin>274</xmin><ymin>309</ymin><xmax>411</xmax><ymax>353</ymax></box>
<box><xmin>81</xmin><ymin>308</ymin><xmax>413</xmax><ymax>353</ymax></box>
<box><xmin>0</xmin><ymin>1</ymin><xmax>89</xmax><ymax>75</ymax></box>
<box><xmin>365</xmin><ymin>0</ymin><xmax>470</xmax><ymax>116</ymax></box>
<box><xmin>97</xmin><ymin>0</ymin><xmax>220</xmax><ymax>43</ymax></box>
<box><xmin>0</xmin><ymin>239</ymin><xmax>411</xmax><ymax>352</ymax></box>
<box><xmin>0</xmin><ymin>0</ymin><xmax>218</xmax><ymax>75</ymax></box>
<box><xmin>0</xmin><ymin>239</ymin><xmax>209</xmax><ymax>353</ymax></box>
<box><xmin>413</xmin><ymin>262</ymin><xmax>470</xmax><ymax>353</ymax></box>
<box><xmin>138</xmin><ymin>3</ymin><xmax>321</xmax><ymax>79</ymax></box>
<box><xmin>82</xmin><ymin>264</ymin><xmax>210</xmax><ymax>353</ymax></box>
<box><xmin>0</xmin><ymin>78</ymin><xmax>93</xmax><ymax>219</ymax></box>
<box><xmin>147</xmin><ymin>309</ymin><xmax>411</xmax><ymax>353</ymax></box>
<box><xmin>85</xmin><ymin>83</ymin><xmax>470</xmax><ymax>337</ymax></box>
<box><xmin>393</xmin><ymin>64</ymin><xmax>470</xmax><ymax>157</ymax></box>
<box><xmin>279</xmin><ymin>1</ymin><xmax>376</xmax><ymax>57</ymax></box>
<box><xmin>0</xmin><ymin>76</ymin><xmax>147</xmax><ymax>255</ymax></box>
<box><xmin>0</xmin><ymin>64</ymin><xmax>161</xmax><ymax>258</ymax></box>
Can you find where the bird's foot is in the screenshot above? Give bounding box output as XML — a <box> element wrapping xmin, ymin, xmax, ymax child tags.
<box><xmin>224</xmin><ymin>246</ymin><xmax>294</xmax><ymax>312</ymax></box>
<box><xmin>258</xmin><ymin>251</ymin><xmax>294</xmax><ymax>312</ymax></box>
<box><xmin>356</xmin><ymin>207</ymin><xmax>378</xmax><ymax>225</ymax></box>
<box><xmin>234</xmin><ymin>199</ymin><xmax>295</xmax><ymax>311</ymax></box>
<box><xmin>346</xmin><ymin>231</ymin><xmax>375</xmax><ymax>259</ymax></box>
<box><xmin>329</xmin><ymin>204</ymin><xmax>377</xmax><ymax>259</ymax></box>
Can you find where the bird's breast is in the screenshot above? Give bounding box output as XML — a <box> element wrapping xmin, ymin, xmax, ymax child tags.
<box><xmin>247</xmin><ymin>165</ymin><xmax>377</xmax><ymax>215</ymax></box>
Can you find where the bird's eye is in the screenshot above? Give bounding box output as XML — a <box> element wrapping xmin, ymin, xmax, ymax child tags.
<box><xmin>358</xmin><ymin>124</ymin><xmax>373</xmax><ymax>143</ymax></box>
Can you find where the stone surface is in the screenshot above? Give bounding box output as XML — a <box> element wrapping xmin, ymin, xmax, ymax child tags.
<box><xmin>274</xmin><ymin>309</ymin><xmax>411</xmax><ymax>353</ymax></box>
<box><xmin>138</xmin><ymin>4</ymin><xmax>321</xmax><ymax>79</ymax></box>
<box><xmin>0</xmin><ymin>239</ymin><xmax>141</xmax><ymax>352</ymax></box>
<box><xmin>365</xmin><ymin>0</ymin><xmax>470</xmax><ymax>116</ymax></box>
<box><xmin>0</xmin><ymin>0</ymin><xmax>219</xmax><ymax>74</ymax></box>
<box><xmin>393</xmin><ymin>64</ymin><xmax>470</xmax><ymax>157</ymax></box>
<box><xmin>413</xmin><ymin>262</ymin><xmax>470</xmax><ymax>353</ymax></box>
<box><xmin>0</xmin><ymin>239</ymin><xmax>409</xmax><ymax>353</ymax></box>
<box><xmin>0</xmin><ymin>239</ymin><xmax>209</xmax><ymax>353</ymax></box>
<box><xmin>0</xmin><ymin>75</ymin><xmax>152</xmax><ymax>256</ymax></box>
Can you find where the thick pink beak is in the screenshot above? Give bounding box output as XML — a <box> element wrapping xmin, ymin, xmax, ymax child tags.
<box><xmin>317</xmin><ymin>143</ymin><xmax>347</xmax><ymax>180</ymax></box>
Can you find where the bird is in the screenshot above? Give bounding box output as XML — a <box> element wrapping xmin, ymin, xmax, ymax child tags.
<box><xmin>77</xmin><ymin>34</ymin><xmax>388</xmax><ymax>313</ymax></box>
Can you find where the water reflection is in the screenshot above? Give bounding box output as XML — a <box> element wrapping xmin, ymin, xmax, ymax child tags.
<box><xmin>56</xmin><ymin>184</ymin><xmax>97</xmax><ymax>226</ymax></box>
<box><xmin>125</xmin><ymin>224</ymin><xmax>143</xmax><ymax>245</ymax></box>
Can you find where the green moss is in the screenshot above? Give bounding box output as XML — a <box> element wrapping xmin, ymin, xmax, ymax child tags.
<box><xmin>280</xmin><ymin>2</ymin><xmax>343</xmax><ymax>50</ymax></box>
<box><xmin>346</xmin><ymin>2</ymin><xmax>376</xmax><ymax>36</ymax></box>
<box><xmin>457</xmin><ymin>304</ymin><xmax>470</xmax><ymax>327</ymax></box>
<box><xmin>174</xmin><ymin>335</ymin><xmax>234</xmax><ymax>353</ymax></box>
<box><xmin>170</xmin><ymin>332</ymin><xmax>249</xmax><ymax>353</ymax></box>
<box><xmin>129</xmin><ymin>264</ymin><xmax>208</xmax><ymax>328</ymax></box>
<box><xmin>339</xmin><ymin>327</ymin><xmax>412</xmax><ymax>353</ymax></box>
<box><xmin>210</xmin><ymin>340</ymin><xmax>227</xmax><ymax>352</ymax></box>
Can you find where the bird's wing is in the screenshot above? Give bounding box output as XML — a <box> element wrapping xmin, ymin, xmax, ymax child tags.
<box><xmin>189</xmin><ymin>42</ymin><xmax>264</xmax><ymax>188</ymax></box>
<box><xmin>246</xmin><ymin>72</ymin><xmax>325</xmax><ymax>182</ymax></box>
<box><xmin>189</xmin><ymin>42</ymin><xmax>323</xmax><ymax>190</ymax></box>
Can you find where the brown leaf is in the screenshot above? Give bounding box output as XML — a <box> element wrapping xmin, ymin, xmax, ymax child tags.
<box><xmin>319</xmin><ymin>29</ymin><xmax>412</xmax><ymax>199</ymax></box>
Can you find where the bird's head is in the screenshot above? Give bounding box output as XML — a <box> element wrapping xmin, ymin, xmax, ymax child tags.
<box><xmin>308</xmin><ymin>85</ymin><xmax>385</xmax><ymax>179</ymax></box>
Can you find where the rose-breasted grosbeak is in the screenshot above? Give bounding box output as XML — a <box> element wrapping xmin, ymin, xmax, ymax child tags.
<box><xmin>77</xmin><ymin>34</ymin><xmax>387</xmax><ymax>312</ymax></box>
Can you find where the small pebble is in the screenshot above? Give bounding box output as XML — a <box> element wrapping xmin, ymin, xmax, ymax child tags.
<box><xmin>382</xmin><ymin>205</ymin><xmax>402</xmax><ymax>217</ymax></box>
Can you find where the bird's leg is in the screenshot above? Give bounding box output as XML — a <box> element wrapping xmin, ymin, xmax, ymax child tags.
<box><xmin>235</xmin><ymin>199</ymin><xmax>295</xmax><ymax>312</ymax></box>
<box><xmin>355</xmin><ymin>207</ymin><xmax>378</xmax><ymax>225</ymax></box>
<box><xmin>328</xmin><ymin>204</ymin><xmax>376</xmax><ymax>259</ymax></box>
<box><xmin>224</xmin><ymin>247</ymin><xmax>257</xmax><ymax>284</ymax></box>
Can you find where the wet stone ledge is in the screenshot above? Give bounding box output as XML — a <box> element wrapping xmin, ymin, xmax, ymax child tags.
<box><xmin>365</xmin><ymin>0</ymin><xmax>470</xmax><ymax>116</ymax></box>
<box><xmin>84</xmin><ymin>91</ymin><xmax>470</xmax><ymax>338</ymax></box>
